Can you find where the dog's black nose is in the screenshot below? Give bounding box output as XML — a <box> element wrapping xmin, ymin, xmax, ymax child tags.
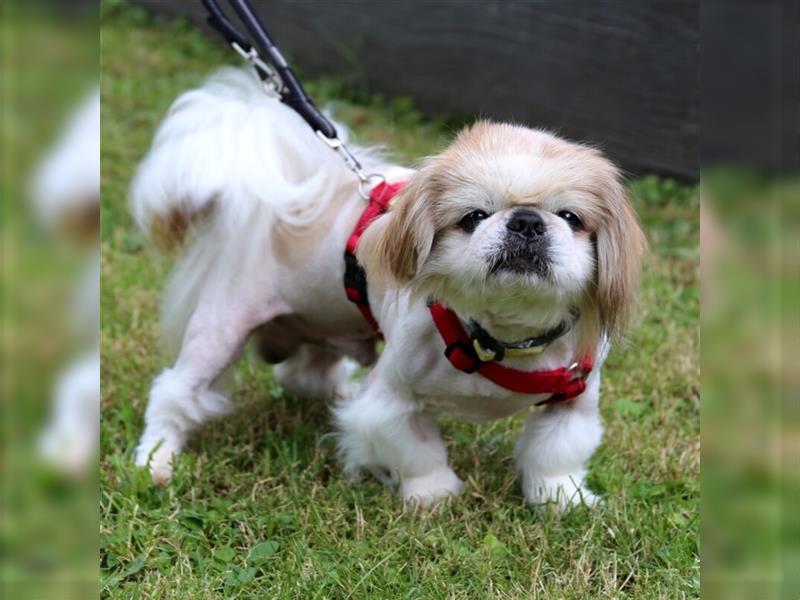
<box><xmin>506</xmin><ymin>208</ymin><xmax>547</xmax><ymax>238</ymax></box>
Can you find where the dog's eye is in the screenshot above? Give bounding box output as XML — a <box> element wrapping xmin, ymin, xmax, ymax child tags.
<box><xmin>556</xmin><ymin>210</ymin><xmax>584</xmax><ymax>231</ymax></box>
<box><xmin>457</xmin><ymin>210</ymin><xmax>489</xmax><ymax>233</ymax></box>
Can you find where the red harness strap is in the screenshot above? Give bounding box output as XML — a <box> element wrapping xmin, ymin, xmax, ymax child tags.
<box><xmin>343</xmin><ymin>181</ymin><xmax>406</xmax><ymax>335</ymax></box>
<box><xmin>343</xmin><ymin>181</ymin><xmax>592</xmax><ymax>402</ymax></box>
<box><xmin>428</xmin><ymin>302</ymin><xmax>593</xmax><ymax>403</ymax></box>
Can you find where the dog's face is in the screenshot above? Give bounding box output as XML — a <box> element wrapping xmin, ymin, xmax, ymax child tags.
<box><xmin>359</xmin><ymin>122</ymin><xmax>645</xmax><ymax>341</ymax></box>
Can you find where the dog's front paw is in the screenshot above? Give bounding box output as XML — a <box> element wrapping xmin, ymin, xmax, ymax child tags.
<box><xmin>522</xmin><ymin>472</ymin><xmax>599</xmax><ymax>509</ymax></box>
<box><xmin>400</xmin><ymin>468</ymin><xmax>464</xmax><ymax>507</ymax></box>
<box><xmin>135</xmin><ymin>433</ymin><xmax>182</xmax><ymax>485</ymax></box>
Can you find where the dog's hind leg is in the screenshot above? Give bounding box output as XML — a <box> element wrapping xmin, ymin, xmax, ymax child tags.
<box><xmin>135</xmin><ymin>295</ymin><xmax>286</xmax><ymax>484</ymax></box>
<box><xmin>273</xmin><ymin>344</ymin><xmax>358</xmax><ymax>401</ymax></box>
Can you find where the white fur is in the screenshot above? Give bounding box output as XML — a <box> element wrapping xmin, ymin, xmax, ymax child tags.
<box><xmin>514</xmin><ymin>371</ymin><xmax>603</xmax><ymax>508</ymax></box>
<box><xmin>332</xmin><ymin>377</ymin><xmax>464</xmax><ymax>506</ymax></box>
<box><xmin>131</xmin><ymin>68</ymin><xmax>394</xmax><ymax>482</ymax></box>
<box><xmin>131</xmin><ymin>68</ymin><xmax>346</xmax><ymax>235</ymax></box>
<box><xmin>132</xmin><ymin>68</ymin><xmax>624</xmax><ymax>508</ymax></box>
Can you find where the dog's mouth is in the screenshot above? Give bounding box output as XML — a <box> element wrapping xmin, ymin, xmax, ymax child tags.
<box><xmin>489</xmin><ymin>239</ymin><xmax>550</xmax><ymax>277</ymax></box>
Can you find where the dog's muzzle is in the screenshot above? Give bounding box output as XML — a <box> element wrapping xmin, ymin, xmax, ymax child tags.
<box><xmin>491</xmin><ymin>208</ymin><xmax>550</xmax><ymax>276</ymax></box>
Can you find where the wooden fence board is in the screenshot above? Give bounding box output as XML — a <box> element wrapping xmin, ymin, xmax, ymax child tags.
<box><xmin>132</xmin><ymin>1</ymin><xmax>698</xmax><ymax>179</ymax></box>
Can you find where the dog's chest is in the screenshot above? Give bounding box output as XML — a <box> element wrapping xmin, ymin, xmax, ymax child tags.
<box><xmin>380</xmin><ymin>310</ymin><xmax>586</xmax><ymax>420</ymax></box>
<box><xmin>419</xmin><ymin>389</ymin><xmax>543</xmax><ymax>421</ymax></box>
<box><xmin>386</xmin><ymin>336</ymin><xmax>552</xmax><ymax>421</ymax></box>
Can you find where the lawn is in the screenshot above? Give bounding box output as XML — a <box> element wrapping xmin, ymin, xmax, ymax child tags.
<box><xmin>100</xmin><ymin>5</ymin><xmax>700</xmax><ymax>598</ymax></box>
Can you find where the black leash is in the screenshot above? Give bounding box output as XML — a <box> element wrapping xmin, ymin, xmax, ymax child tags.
<box><xmin>201</xmin><ymin>0</ymin><xmax>382</xmax><ymax>197</ymax></box>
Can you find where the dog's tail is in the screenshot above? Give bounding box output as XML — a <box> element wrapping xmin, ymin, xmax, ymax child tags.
<box><xmin>130</xmin><ymin>67</ymin><xmax>366</xmax><ymax>251</ymax></box>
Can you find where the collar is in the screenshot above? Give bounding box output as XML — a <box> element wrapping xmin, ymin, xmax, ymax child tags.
<box><xmin>467</xmin><ymin>307</ymin><xmax>580</xmax><ymax>362</ymax></box>
<box><xmin>428</xmin><ymin>301</ymin><xmax>593</xmax><ymax>403</ymax></box>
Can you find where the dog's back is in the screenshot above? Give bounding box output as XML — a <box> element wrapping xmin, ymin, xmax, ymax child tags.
<box><xmin>129</xmin><ymin>67</ymin><xmax>384</xmax><ymax>353</ymax></box>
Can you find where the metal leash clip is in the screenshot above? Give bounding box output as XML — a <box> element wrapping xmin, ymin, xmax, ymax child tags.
<box><xmin>203</xmin><ymin>0</ymin><xmax>385</xmax><ymax>200</ymax></box>
<box><xmin>230</xmin><ymin>41</ymin><xmax>284</xmax><ymax>96</ymax></box>
<box><xmin>316</xmin><ymin>132</ymin><xmax>385</xmax><ymax>199</ymax></box>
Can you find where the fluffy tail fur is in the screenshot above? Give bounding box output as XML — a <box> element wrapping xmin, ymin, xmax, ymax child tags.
<box><xmin>130</xmin><ymin>67</ymin><xmax>364</xmax><ymax>251</ymax></box>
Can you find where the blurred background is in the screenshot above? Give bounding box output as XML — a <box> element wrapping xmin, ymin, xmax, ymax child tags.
<box><xmin>701</xmin><ymin>2</ymin><xmax>799</xmax><ymax>598</ymax></box>
<box><xmin>2</xmin><ymin>1</ymin><xmax>98</xmax><ymax>599</ymax></box>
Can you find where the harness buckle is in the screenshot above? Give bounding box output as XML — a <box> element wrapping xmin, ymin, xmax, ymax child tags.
<box><xmin>472</xmin><ymin>339</ymin><xmax>499</xmax><ymax>362</ymax></box>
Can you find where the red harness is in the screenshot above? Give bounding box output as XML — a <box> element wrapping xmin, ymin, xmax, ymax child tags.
<box><xmin>343</xmin><ymin>181</ymin><xmax>592</xmax><ymax>403</ymax></box>
<box><xmin>343</xmin><ymin>180</ymin><xmax>407</xmax><ymax>334</ymax></box>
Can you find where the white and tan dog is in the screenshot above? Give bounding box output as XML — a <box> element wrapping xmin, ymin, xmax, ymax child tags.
<box><xmin>131</xmin><ymin>68</ymin><xmax>644</xmax><ymax>507</ymax></box>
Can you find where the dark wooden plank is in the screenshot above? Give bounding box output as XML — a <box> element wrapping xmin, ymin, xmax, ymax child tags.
<box><xmin>131</xmin><ymin>1</ymin><xmax>698</xmax><ymax>179</ymax></box>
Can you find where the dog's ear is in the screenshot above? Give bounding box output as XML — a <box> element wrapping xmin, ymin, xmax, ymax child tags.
<box><xmin>357</xmin><ymin>175</ymin><xmax>435</xmax><ymax>284</ymax></box>
<box><xmin>594</xmin><ymin>177</ymin><xmax>646</xmax><ymax>337</ymax></box>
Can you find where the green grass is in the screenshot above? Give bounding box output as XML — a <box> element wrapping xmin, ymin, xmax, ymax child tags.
<box><xmin>100</xmin><ymin>5</ymin><xmax>699</xmax><ymax>598</ymax></box>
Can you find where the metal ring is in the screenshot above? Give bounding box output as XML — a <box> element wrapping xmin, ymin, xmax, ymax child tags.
<box><xmin>358</xmin><ymin>173</ymin><xmax>386</xmax><ymax>200</ymax></box>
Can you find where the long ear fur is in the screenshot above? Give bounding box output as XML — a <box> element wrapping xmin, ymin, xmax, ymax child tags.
<box><xmin>357</xmin><ymin>175</ymin><xmax>435</xmax><ymax>284</ymax></box>
<box><xmin>594</xmin><ymin>179</ymin><xmax>646</xmax><ymax>337</ymax></box>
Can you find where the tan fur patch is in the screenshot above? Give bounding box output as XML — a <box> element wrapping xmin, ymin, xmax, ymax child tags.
<box><xmin>149</xmin><ymin>199</ymin><xmax>216</xmax><ymax>253</ymax></box>
<box><xmin>149</xmin><ymin>207</ymin><xmax>190</xmax><ymax>253</ymax></box>
<box><xmin>357</xmin><ymin>176</ymin><xmax>437</xmax><ymax>283</ymax></box>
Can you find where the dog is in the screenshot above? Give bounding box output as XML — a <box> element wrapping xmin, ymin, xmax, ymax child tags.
<box><xmin>131</xmin><ymin>68</ymin><xmax>644</xmax><ymax>507</ymax></box>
